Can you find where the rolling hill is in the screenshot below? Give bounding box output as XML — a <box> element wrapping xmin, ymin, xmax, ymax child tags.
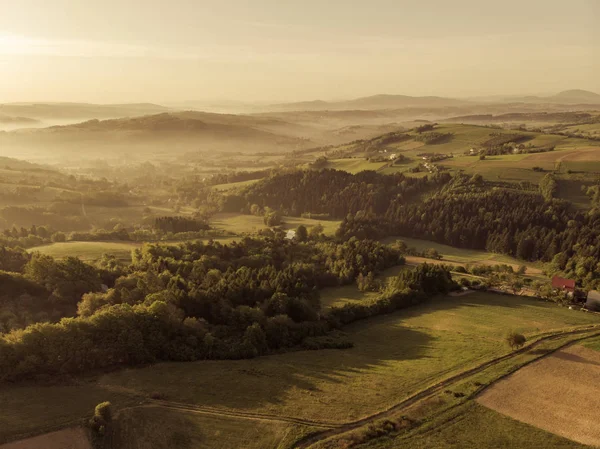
<box><xmin>0</xmin><ymin>112</ymin><xmax>313</xmax><ymax>157</ymax></box>
<box><xmin>497</xmin><ymin>90</ymin><xmax>600</xmax><ymax>105</ymax></box>
<box><xmin>266</xmin><ymin>94</ymin><xmax>469</xmax><ymax>112</ymax></box>
<box><xmin>0</xmin><ymin>102</ymin><xmax>170</xmax><ymax>120</ymax></box>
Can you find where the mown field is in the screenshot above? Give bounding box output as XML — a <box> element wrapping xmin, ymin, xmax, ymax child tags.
<box><xmin>27</xmin><ymin>241</ymin><xmax>140</xmax><ymax>261</ymax></box>
<box><xmin>98</xmin><ymin>292</ymin><xmax>599</xmax><ymax>424</ymax></box>
<box><xmin>2</xmin><ymin>291</ymin><xmax>599</xmax><ymax>447</ymax></box>
<box><xmin>209</xmin><ymin>178</ymin><xmax>263</xmax><ymax>192</ymax></box>
<box><xmin>0</xmin><ymin>384</ymin><xmax>136</xmax><ymax>444</ymax></box>
<box><xmin>318</xmin><ymin>158</ymin><xmax>388</xmax><ymax>174</ymax></box>
<box><xmin>26</xmin><ymin>212</ymin><xmax>339</xmax><ymax>263</ymax></box>
<box><xmin>384</xmin><ymin>236</ymin><xmax>544</xmax><ymax>275</ymax></box>
<box><xmin>111</xmin><ymin>407</ymin><xmax>311</xmax><ymax>449</ymax></box>
<box><xmin>210</xmin><ymin>212</ymin><xmax>341</xmax><ymax>236</ymax></box>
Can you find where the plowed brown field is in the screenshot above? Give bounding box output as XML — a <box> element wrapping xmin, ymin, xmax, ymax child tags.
<box><xmin>477</xmin><ymin>344</ymin><xmax>600</xmax><ymax>447</ymax></box>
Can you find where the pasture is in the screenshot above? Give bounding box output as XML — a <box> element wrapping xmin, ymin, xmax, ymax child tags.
<box><xmin>477</xmin><ymin>344</ymin><xmax>600</xmax><ymax>447</ymax></box>
<box><xmin>384</xmin><ymin>236</ymin><xmax>544</xmax><ymax>276</ymax></box>
<box><xmin>209</xmin><ymin>178</ymin><xmax>262</xmax><ymax>192</ymax></box>
<box><xmin>1</xmin><ymin>292</ymin><xmax>598</xmax><ymax>446</ymax></box>
<box><xmin>98</xmin><ymin>292</ymin><xmax>599</xmax><ymax>424</ymax></box>
<box><xmin>27</xmin><ymin>237</ymin><xmax>242</xmax><ymax>262</ymax></box>
<box><xmin>0</xmin><ymin>384</ymin><xmax>135</xmax><ymax>444</ymax></box>
<box><xmin>210</xmin><ymin>212</ymin><xmax>341</xmax><ymax>236</ymax></box>
<box><xmin>111</xmin><ymin>406</ymin><xmax>310</xmax><ymax>449</ymax></box>
<box><xmin>27</xmin><ymin>241</ymin><xmax>140</xmax><ymax>261</ymax></box>
<box><xmin>320</xmin><ymin>158</ymin><xmax>389</xmax><ymax>174</ymax></box>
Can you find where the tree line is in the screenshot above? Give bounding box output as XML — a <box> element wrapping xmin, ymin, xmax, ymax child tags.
<box><xmin>3</xmin><ymin>234</ymin><xmax>455</xmax><ymax>381</ymax></box>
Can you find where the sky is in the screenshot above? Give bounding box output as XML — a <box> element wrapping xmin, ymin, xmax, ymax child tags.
<box><xmin>0</xmin><ymin>0</ymin><xmax>598</xmax><ymax>104</ymax></box>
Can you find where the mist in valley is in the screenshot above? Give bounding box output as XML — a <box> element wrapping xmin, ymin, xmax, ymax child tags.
<box><xmin>0</xmin><ymin>2</ymin><xmax>599</xmax><ymax>449</ymax></box>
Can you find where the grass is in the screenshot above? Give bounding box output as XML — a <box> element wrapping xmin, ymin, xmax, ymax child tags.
<box><xmin>2</xmin><ymin>292</ymin><xmax>598</xmax><ymax>445</ymax></box>
<box><xmin>111</xmin><ymin>406</ymin><xmax>312</xmax><ymax>449</ymax></box>
<box><xmin>27</xmin><ymin>237</ymin><xmax>242</xmax><ymax>262</ymax></box>
<box><xmin>28</xmin><ymin>241</ymin><xmax>140</xmax><ymax>262</ymax></box>
<box><xmin>383</xmin><ymin>236</ymin><xmax>544</xmax><ymax>276</ymax></box>
<box><xmin>320</xmin><ymin>265</ymin><xmax>408</xmax><ymax>308</ymax></box>
<box><xmin>210</xmin><ymin>178</ymin><xmax>263</xmax><ymax>192</ymax></box>
<box><xmin>210</xmin><ymin>212</ymin><xmax>341</xmax><ymax>236</ymax></box>
<box><xmin>359</xmin><ymin>401</ymin><xmax>587</xmax><ymax>449</ymax></box>
<box><xmin>98</xmin><ymin>292</ymin><xmax>599</xmax><ymax>425</ymax></box>
<box><xmin>322</xmin><ymin>158</ymin><xmax>388</xmax><ymax>174</ymax></box>
<box><xmin>581</xmin><ymin>334</ymin><xmax>600</xmax><ymax>352</ymax></box>
<box><xmin>0</xmin><ymin>384</ymin><xmax>136</xmax><ymax>444</ymax></box>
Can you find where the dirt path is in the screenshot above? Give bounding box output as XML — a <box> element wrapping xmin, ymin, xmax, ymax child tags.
<box><xmin>125</xmin><ymin>401</ymin><xmax>340</xmax><ymax>429</ymax></box>
<box><xmin>290</xmin><ymin>326</ymin><xmax>600</xmax><ymax>448</ymax></box>
<box><xmin>11</xmin><ymin>326</ymin><xmax>598</xmax><ymax>449</ymax></box>
<box><xmin>99</xmin><ymin>325</ymin><xmax>600</xmax><ymax>448</ymax></box>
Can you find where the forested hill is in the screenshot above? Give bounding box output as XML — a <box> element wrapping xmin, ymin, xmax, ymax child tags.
<box><xmin>379</xmin><ymin>184</ymin><xmax>599</xmax><ymax>289</ymax></box>
<box><xmin>240</xmin><ymin>169</ymin><xmax>451</xmax><ymax>218</ymax></box>
<box><xmin>236</xmin><ymin>169</ymin><xmax>600</xmax><ymax>289</ymax></box>
<box><xmin>0</xmin><ymin>236</ymin><xmax>457</xmax><ymax>381</ymax></box>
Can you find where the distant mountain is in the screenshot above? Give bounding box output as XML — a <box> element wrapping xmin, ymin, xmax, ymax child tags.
<box><xmin>0</xmin><ymin>114</ymin><xmax>39</xmax><ymax>124</ymax></box>
<box><xmin>0</xmin><ymin>102</ymin><xmax>170</xmax><ymax>120</ymax></box>
<box><xmin>495</xmin><ymin>90</ymin><xmax>600</xmax><ymax>105</ymax></box>
<box><xmin>547</xmin><ymin>90</ymin><xmax>600</xmax><ymax>104</ymax></box>
<box><xmin>0</xmin><ymin>112</ymin><xmax>311</xmax><ymax>154</ymax></box>
<box><xmin>266</xmin><ymin>94</ymin><xmax>468</xmax><ymax>112</ymax></box>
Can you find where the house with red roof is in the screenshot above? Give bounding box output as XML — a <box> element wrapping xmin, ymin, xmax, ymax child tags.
<box><xmin>551</xmin><ymin>276</ymin><xmax>576</xmax><ymax>296</ymax></box>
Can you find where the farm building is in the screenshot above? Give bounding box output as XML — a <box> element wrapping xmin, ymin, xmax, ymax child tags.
<box><xmin>551</xmin><ymin>276</ymin><xmax>576</xmax><ymax>296</ymax></box>
<box><xmin>586</xmin><ymin>290</ymin><xmax>600</xmax><ymax>311</ymax></box>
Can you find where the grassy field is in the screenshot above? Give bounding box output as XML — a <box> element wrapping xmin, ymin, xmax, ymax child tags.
<box><xmin>27</xmin><ymin>237</ymin><xmax>242</xmax><ymax>262</ymax></box>
<box><xmin>210</xmin><ymin>212</ymin><xmax>341</xmax><ymax>236</ymax></box>
<box><xmin>321</xmin><ymin>158</ymin><xmax>388</xmax><ymax>174</ymax></box>
<box><xmin>383</xmin><ymin>236</ymin><xmax>544</xmax><ymax>275</ymax></box>
<box><xmin>98</xmin><ymin>292</ymin><xmax>599</xmax><ymax>425</ymax></box>
<box><xmin>581</xmin><ymin>334</ymin><xmax>600</xmax><ymax>352</ymax></box>
<box><xmin>27</xmin><ymin>241</ymin><xmax>140</xmax><ymax>261</ymax></box>
<box><xmin>355</xmin><ymin>123</ymin><xmax>600</xmax><ymax>185</ymax></box>
<box><xmin>111</xmin><ymin>406</ymin><xmax>311</xmax><ymax>449</ymax></box>
<box><xmin>360</xmin><ymin>401</ymin><xmax>587</xmax><ymax>449</ymax></box>
<box><xmin>2</xmin><ymin>292</ymin><xmax>598</xmax><ymax>446</ymax></box>
<box><xmin>0</xmin><ymin>384</ymin><xmax>136</xmax><ymax>444</ymax></box>
<box><xmin>26</xmin><ymin>212</ymin><xmax>341</xmax><ymax>263</ymax></box>
<box><xmin>210</xmin><ymin>178</ymin><xmax>263</xmax><ymax>192</ymax></box>
<box><xmin>320</xmin><ymin>265</ymin><xmax>408</xmax><ymax>308</ymax></box>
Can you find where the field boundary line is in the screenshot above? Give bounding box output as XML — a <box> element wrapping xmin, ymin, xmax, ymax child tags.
<box><xmin>147</xmin><ymin>400</ymin><xmax>340</xmax><ymax>429</ymax></box>
<box><xmin>291</xmin><ymin>325</ymin><xmax>600</xmax><ymax>448</ymax></box>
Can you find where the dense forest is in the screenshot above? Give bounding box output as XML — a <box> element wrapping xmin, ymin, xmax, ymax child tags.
<box><xmin>2</xmin><ymin>163</ymin><xmax>599</xmax><ymax>383</ymax></box>
<box><xmin>241</xmin><ymin>171</ymin><xmax>600</xmax><ymax>289</ymax></box>
<box><xmin>240</xmin><ymin>169</ymin><xmax>451</xmax><ymax>217</ymax></box>
<box><xmin>0</xmin><ymin>234</ymin><xmax>458</xmax><ymax>381</ymax></box>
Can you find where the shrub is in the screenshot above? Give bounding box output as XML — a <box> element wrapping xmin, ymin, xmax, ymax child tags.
<box><xmin>506</xmin><ymin>332</ymin><xmax>526</xmax><ymax>350</ymax></box>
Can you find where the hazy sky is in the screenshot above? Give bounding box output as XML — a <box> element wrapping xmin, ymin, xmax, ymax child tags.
<box><xmin>0</xmin><ymin>0</ymin><xmax>598</xmax><ymax>103</ymax></box>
